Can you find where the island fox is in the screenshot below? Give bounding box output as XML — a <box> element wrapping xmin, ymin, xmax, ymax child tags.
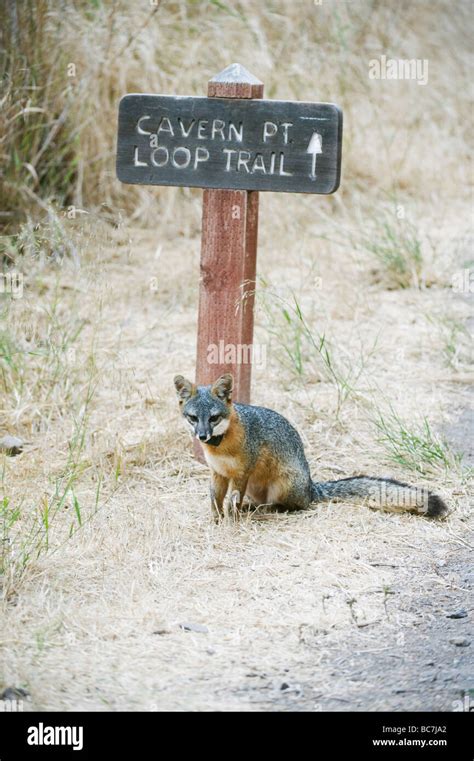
<box><xmin>174</xmin><ymin>373</ymin><xmax>448</xmax><ymax>523</ymax></box>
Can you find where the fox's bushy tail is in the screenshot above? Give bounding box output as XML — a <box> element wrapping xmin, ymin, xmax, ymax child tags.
<box><xmin>311</xmin><ymin>476</ymin><xmax>448</xmax><ymax>518</ymax></box>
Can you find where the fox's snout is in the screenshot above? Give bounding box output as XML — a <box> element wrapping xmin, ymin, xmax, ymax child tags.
<box><xmin>196</xmin><ymin>420</ymin><xmax>212</xmax><ymax>442</ymax></box>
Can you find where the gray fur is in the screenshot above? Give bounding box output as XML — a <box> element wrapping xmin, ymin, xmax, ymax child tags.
<box><xmin>175</xmin><ymin>377</ymin><xmax>448</xmax><ymax>519</ymax></box>
<box><xmin>234</xmin><ymin>405</ymin><xmax>447</xmax><ymax>517</ymax></box>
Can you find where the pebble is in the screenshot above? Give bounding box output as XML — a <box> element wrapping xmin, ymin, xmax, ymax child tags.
<box><xmin>446</xmin><ymin>609</ymin><xmax>468</xmax><ymax>619</ymax></box>
<box><xmin>0</xmin><ymin>436</ymin><xmax>24</xmax><ymax>456</ymax></box>
<box><xmin>179</xmin><ymin>622</ymin><xmax>209</xmax><ymax>634</ymax></box>
<box><xmin>449</xmin><ymin>637</ymin><xmax>470</xmax><ymax>647</ymax></box>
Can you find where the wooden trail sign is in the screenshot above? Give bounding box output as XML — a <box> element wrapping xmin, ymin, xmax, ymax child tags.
<box><xmin>116</xmin><ymin>63</ymin><xmax>342</xmax><ymax>457</ymax></box>
<box><xmin>117</xmin><ymin>94</ymin><xmax>342</xmax><ymax>195</ymax></box>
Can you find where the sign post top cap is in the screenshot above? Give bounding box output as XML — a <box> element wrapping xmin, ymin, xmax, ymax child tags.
<box><xmin>208</xmin><ymin>63</ymin><xmax>264</xmax><ymax>99</ymax></box>
<box><xmin>210</xmin><ymin>63</ymin><xmax>263</xmax><ymax>85</ymax></box>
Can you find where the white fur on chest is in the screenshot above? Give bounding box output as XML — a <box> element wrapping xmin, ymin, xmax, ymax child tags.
<box><xmin>203</xmin><ymin>449</ymin><xmax>239</xmax><ymax>478</ymax></box>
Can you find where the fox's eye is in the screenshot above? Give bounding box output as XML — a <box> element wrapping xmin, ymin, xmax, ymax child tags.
<box><xmin>210</xmin><ymin>414</ymin><xmax>221</xmax><ymax>423</ymax></box>
<box><xmin>187</xmin><ymin>414</ymin><xmax>198</xmax><ymax>423</ymax></box>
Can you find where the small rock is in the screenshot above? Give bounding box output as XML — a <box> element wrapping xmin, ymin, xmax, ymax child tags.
<box><xmin>280</xmin><ymin>682</ymin><xmax>290</xmax><ymax>691</ymax></box>
<box><xmin>179</xmin><ymin>622</ymin><xmax>209</xmax><ymax>634</ymax></box>
<box><xmin>0</xmin><ymin>436</ymin><xmax>24</xmax><ymax>456</ymax></box>
<box><xmin>450</xmin><ymin>637</ymin><xmax>470</xmax><ymax>647</ymax></box>
<box><xmin>0</xmin><ymin>687</ymin><xmax>29</xmax><ymax>700</ymax></box>
<box><xmin>447</xmin><ymin>609</ymin><xmax>468</xmax><ymax>619</ymax></box>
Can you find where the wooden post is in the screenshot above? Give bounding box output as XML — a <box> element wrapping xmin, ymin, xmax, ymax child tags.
<box><xmin>116</xmin><ymin>63</ymin><xmax>342</xmax><ymax>464</ymax></box>
<box><xmin>195</xmin><ymin>64</ymin><xmax>263</xmax><ymax>415</ymax></box>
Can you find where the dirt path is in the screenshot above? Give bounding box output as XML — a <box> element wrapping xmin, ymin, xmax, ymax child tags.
<box><xmin>250</xmin><ymin>546</ymin><xmax>473</xmax><ymax>712</ymax></box>
<box><xmin>3</xmin><ymin>508</ymin><xmax>472</xmax><ymax>713</ymax></box>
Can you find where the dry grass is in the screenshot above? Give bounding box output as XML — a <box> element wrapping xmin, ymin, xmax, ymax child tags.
<box><xmin>0</xmin><ymin>0</ymin><xmax>472</xmax><ymax>711</ymax></box>
<box><xmin>1</xmin><ymin>0</ymin><xmax>472</xmax><ymax>231</ymax></box>
<box><xmin>1</xmin><ymin>219</ymin><xmax>472</xmax><ymax>709</ymax></box>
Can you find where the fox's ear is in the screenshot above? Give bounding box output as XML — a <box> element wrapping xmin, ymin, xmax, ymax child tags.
<box><xmin>174</xmin><ymin>375</ymin><xmax>196</xmax><ymax>402</ymax></box>
<box><xmin>211</xmin><ymin>373</ymin><xmax>233</xmax><ymax>403</ymax></box>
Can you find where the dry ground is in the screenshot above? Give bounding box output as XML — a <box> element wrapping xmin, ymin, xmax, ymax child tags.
<box><xmin>0</xmin><ymin>207</ymin><xmax>472</xmax><ymax>711</ymax></box>
<box><xmin>0</xmin><ymin>0</ymin><xmax>473</xmax><ymax>712</ymax></box>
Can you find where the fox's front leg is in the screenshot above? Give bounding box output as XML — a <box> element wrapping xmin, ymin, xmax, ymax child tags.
<box><xmin>228</xmin><ymin>476</ymin><xmax>249</xmax><ymax>520</ymax></box>
<box><xmin>210</xmin><ymin>472</ymin><xmax>229</xmax><ymax>523</ymax></box>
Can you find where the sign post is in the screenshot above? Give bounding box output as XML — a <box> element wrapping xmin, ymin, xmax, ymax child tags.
<box><xmin>195</xmin><ymin>64</ymin><xmax>263</xmax><ymax>410</ymax></box>
<box><xmin>116</xmin><ymin>62</ymin><xmax>342</xmax><ymax>458</ymax></box>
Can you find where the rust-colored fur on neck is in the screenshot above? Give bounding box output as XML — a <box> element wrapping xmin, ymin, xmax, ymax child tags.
<box><xmin>201</xmin><ymin>407</ymin><xmax>246</xmax><ymax>480</ymax></box>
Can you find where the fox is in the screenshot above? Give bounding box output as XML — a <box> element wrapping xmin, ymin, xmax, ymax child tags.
<box><xmin>174</xmin><ymin>372</ymin><xmax>448</xmax><ymax>523</ymax></box>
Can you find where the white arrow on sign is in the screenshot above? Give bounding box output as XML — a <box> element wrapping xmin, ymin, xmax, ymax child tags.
<box><xmin>306</xmin><ymin>132</ymin><xmax>323</xmax><ymax>180</ymax></box>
